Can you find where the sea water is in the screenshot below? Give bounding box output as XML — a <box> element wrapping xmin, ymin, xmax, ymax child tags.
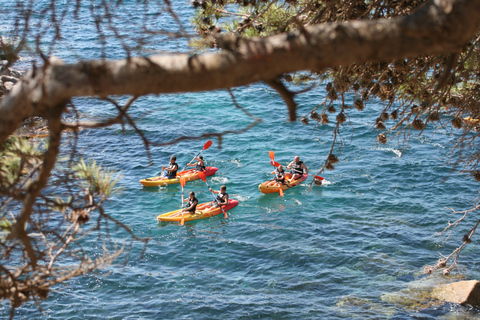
<box><xmin>1</xmin><ymin>1</ymin><xmax>480</xmax><ymax>319</ymax></box>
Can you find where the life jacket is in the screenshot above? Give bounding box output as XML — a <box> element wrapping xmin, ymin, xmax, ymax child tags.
<box><xmin>215</xmin><ymin>192</ymin><xmax>228</xmax><ymax>205</ymax></box>
<box><xmin>166</xmin><ymin>162</ymin><xmax>178</xmax><ymax>176</ymax></box>
<box><xmin>195</xmin><ymin>161</ymin><xmax>205</xmax><ymax>171</ymax></box>
<box><xmin>187</xmin><ymin>197</ymin><xmax>198</xmax><ymax>212</ymax></box>
<box><xmin>275</xmin><ymin>168</ymin><xmax>285</xmax><ymax>182</ymax></box>
<box><xmin>291</xmin><ymin>161</ymin><xmax>304</xmax><ymax>175</ymax></box>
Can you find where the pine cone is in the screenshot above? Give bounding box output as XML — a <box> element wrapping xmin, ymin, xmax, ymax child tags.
<box><xmin>377</xmin><ymin>133</ymin><xmax>387</xmax><ymax>144</ymax></box>
<box><xmin>327</xmin><ymin>154</ymin><xmax>339</xmax><ymax>164</ymax></box>
<box><xmin>321</xmin><ymin>114</ymin><xmax>329</xmax><ymax>124</ymax></box>
<box><xmin>354</xmin><ymin>99</ymin><xmax>364</xmax><ymax>111</ymax></box>
<box><xmin>310</xmin><ymin>111</ymin><xmax>321</xmax><ymax>120</ymax></box>
<box><xmin>412</xmin><ymin>119</ymin><xmax>425</xmax><ymax>130</ymax></box>
<box><xmin>376</xmin><ymin>121</ymin><xmax>386</xmax><ymax>131</ymax></box>
<box><xmin>473</xmin><ymin>171</ymin><xmax>480</xmax><ymax>182</ymax></box>
<box><xmin>452</xmin><ymin>117</ymin><xmax>463</xmax><ymax>129</ymax></box>
<box><xmin>336</xmin><ymin>112</ymin><xmax>346</xmax><ymax>124</ymax></box>
<box><xmin>391</xmin><ymin>110</ymin><xmax>398</xmax><ymax>120</ymax></box>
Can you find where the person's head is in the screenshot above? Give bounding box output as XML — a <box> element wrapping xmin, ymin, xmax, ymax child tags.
<box><xmin>170</xmin><ymin>155</ymin><xmax>176</xmax><ymax>163</ymax></box>
<box><xmin>189</xmin><ymin>191</ymin><xmax>195</xmax><ymax>198</ymax></box>
<box><xmin>198</xmin><ymin>156</ymin><xmax>203</xmax><ymax>160</ymax></box>
<box><xmin>278</xmin><ymin>165</ymin><xmax>283</xmax><ymax>171</ymax></box>
<box><xmin>294</xmin><ymin>156</ymin><xmax>300</xmax><ymax>163</ymax></box>
<box><xmin>220</xmin><ymin>185</ymin><xmax>227</xmax><ymax>192</ymax></box>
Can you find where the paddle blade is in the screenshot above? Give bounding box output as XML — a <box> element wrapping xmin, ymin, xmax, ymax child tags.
<box><xmin>279</xmin><ymin>188</ymin><xmax>284</xmax><ymax>197</ymax></box>
<box><xmin>180</xmin><ymin>176</ymin><xmax>186</xmax><ymax>187</ymax></box>
<box><xmin>203</xmin><ymin>140</ymin><xmax>213</xmax><ymax>150</ymax></box>
<box><xmin>180</xmin><ymin>217</ymin><xmax>185</xmax><ymax>225</ymax></box>
<box><xmin>269</xmin><ymin>150</ymin><xmax>275</xmax><ymax>160</ymax></box>
<box><xmin>271</xmin><ymin>160</ymin><xmax>280</xmax><ymax>167</ymax></box>
<box><xmin>314</xmin><ymin>176</ymin><xmax>324</xmax><ymax>180</ymax></box>
<box><xmin>198</xmin><ymin>171</ymin><xmax>206</xmax><ymax>183</ymax></box>
<box><xmin>223</xmin><ymin>208</ymin><xmax>227</xmax><ymax>218</ymax></box>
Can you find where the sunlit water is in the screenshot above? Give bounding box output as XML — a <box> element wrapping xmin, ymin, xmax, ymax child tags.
<box><xmin>2</xmin><ymin>1</ymin><xmax>480</xmax><ymax>319</ymax></box>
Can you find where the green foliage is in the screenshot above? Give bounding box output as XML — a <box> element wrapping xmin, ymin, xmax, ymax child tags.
<box><xmin>0</xmin><ymin>137</ymin><xmax>43</xmax><ymax>189</ymax></box>
<box><xmin>72</xmin><ymin>158</ymin><xmax>121</xmax><ymax>197</ymax></box>
<box><xmin>0</xmin><ymin>217</ymin><xmax>12</xmax><ymax>240</ymax></box>
<box><xmin>0</xmin><ymin>137</ymin><xmax>43</xmax><ymax>244</ymax></box>
<box><xmin>190</xmin><ymin>1</ymin><xmax>297</xmax><ymax>49</ymax></box>
<box><xmin>51</xmin><ymin>195</ymin><xmax>73</xmax><ymax>213</ymax></box>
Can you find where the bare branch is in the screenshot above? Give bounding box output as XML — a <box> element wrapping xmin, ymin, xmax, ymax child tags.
<box><xmin>3</xmin><ymin>0</ymin><xmax>480</xmax><ymax>143</ymax></box>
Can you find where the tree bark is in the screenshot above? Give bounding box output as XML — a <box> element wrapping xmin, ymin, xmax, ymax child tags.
<box><xmin>1</xmin><ymin>0</ymin><xmax>480</xmax><ymax>144</ymax></box>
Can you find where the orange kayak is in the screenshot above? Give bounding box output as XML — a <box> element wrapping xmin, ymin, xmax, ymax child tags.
<box><xmin>157</xmin><ymin>199</ymin><xmax>239</xmax><ymax>222</ymax></box>
<box><xmin>140</xmin><ymin>166</ymin><xmax>218</xmax><ymax>187</ymax></box>
<box><xmin>258</xmin><ymin>174</ymin><xmax>308</xmax><ymax>194</ymax></box>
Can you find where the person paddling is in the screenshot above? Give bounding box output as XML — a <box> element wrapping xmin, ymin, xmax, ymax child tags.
<box><xmin>286</xmin><ymin>155</ymin><xmax>308</xmax><ymax>182</ymax></box>
<box><xmin>199</xmin><ymin>185</ymin><xmax>229</xmax><ymax>212</ymax></box>
<box><xmin>187</xmin><ymin>155</ymin><xmax>206</xmax><ymax>172</ymax></box>
<box><xmin>151</xmin><ymin>155</ymin><xmax>178</xmax><ymax>181</ymax></box>
<box><xmin>267</xmin><ymin>164</ymin><xmax>286</xmax><ymax>186</ymax></box>
<box><xmin>182</xmin><ymin>191</ymin><xmax>198</xmax><ymax>215</ymax></box>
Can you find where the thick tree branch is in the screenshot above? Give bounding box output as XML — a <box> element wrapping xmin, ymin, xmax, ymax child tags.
<box><xmin>266</xmin><ymin>79</ymin><xmax>297</xmax><ymax>121</ymax></box>
<box><xmin>1</xmin><ymin>0</ymin><xmax>480</xmax><ymax>143</ymax></box>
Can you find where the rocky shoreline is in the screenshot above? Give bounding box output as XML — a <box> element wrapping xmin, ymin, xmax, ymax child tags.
<box><xmin>0</xmin><ymin>60</ymin><xmax>23</xmax><ymax>99</ymax></box>
<box><xmin>0</xmin><ymin>62</ymin><xmax>51</xmax><ymax>137</ymax></box>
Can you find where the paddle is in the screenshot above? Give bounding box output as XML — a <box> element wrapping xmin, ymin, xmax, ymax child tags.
<box><xmin>181</xmin><ymin>140</ymin><xmax>213</xmax><ymax>172</ymax></box>
<box><xmin>314</xmin><ymin>175</ymin><xmax>324</xmax><ymax>181</ymax></box>
<box><xmin>269</xmin><ymin>151</ymin><xmax>284</xmax><ymax>196</ymax></box>
<box><xmin>180</xmin><ymin>176</ymin><xmax>186</xmax><ymax>225</ymax></box>
<box><xmin>198</xmin><ymin>171</ymin><xmax>227</xmax><ymax>218</ymax></box>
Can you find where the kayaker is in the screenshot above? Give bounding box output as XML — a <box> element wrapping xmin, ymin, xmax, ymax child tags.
<box><xmin>151</xmin><ymin>155</ymin><xmax>178</xmax><ymax>181</ymax></box>
<box><xmin>182</xmin><ymin>191</ymin><xmax>198</xmax><ymax>214</ymax></box>
<box><xmin>286</xmin><ymin>155</ymin><xmax>308</xmax><ymax>181</ymax></box>
<box><xmin>203</xmin><ymin>185</ymin><xmax>229</xmax><ymax>212</ymax></box>
<box><xmin>187</xmin><ymin>155</ymin><xmax>206</xmax><ymax>172</ymax></box>
<box><xmin>267</xmin><ymin>165</ymin><xmax>286</xmax><ymax>186</ymax></box>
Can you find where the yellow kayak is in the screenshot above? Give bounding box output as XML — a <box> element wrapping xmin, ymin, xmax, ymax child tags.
<box><xmin>157</xmin><ymin>199</ymin><xmax>239</xmax><ymax>222</ymax></box>
<box><xmin>258</xmin><ymin>174</ymin><xmax>308</xmax><ymax>194</ymax></box>
<box><xmin>140</xmin><ymin>167</ymin><xmax>218</xmax><ymax>187</ymax></box>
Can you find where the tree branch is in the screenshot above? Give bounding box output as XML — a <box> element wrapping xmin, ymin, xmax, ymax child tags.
<box><xmin>7</xmin><ymin>103</ymin><xmax>66</xmax><ymax>267</ymax></box>
<box><xmin>1</xmin><ymin>0</ymin><xmax>480</xmax><ymax>143</ymax></box>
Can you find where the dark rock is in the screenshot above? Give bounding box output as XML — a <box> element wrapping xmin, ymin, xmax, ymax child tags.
<box><xmin>0</xmin><ymin>82</ymin><xmax>6</xmax><ymax>96</ymax></box>
<box><xmin>0</xmin><ymin>60</ymin><xmax>23</xmax><ymax>78</ymax></box>
<box><xmin>1</xmin><ymin>75</ymin><xmax>18</xmax><ymax>84</ymax></box>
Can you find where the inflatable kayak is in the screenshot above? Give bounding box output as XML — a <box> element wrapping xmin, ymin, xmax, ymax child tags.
<box><xmin>258</xmin><ymin>174</ymin><xmax>308</xmax><ymax>194</ymax></box>
<box><xmin>140</xmin><ymin>167</ymin><xmax>218</xmax><ymax>187</ymax></box>
<box><xmin>157</xmin><ymin>199</ymin><xmax>239</xmax><ymax>222</ymax></box>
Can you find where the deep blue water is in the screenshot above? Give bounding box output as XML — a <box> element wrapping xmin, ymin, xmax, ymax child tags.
<box><xmin>2</xmin><ymin>1</ymin><xmax>480</xmax><ymax>319</ymax></box>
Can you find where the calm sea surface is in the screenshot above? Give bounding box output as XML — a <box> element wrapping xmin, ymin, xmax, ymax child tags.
<box><xmin>2</xmin><ymin>1</ymin><xmax>480</xmax><ymax>319</ymax></box>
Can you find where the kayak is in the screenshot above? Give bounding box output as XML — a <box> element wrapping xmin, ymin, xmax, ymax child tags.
<box><xmin>258</xmin><ymin>174</ymin><xmax>308</xmax><ymax>194</ymax></box>
<box><xmin>157</xmin><ymin>199</ymin><xmax>239</xmax><ymax>222</ymax></box>
<box><xmin>140</xmin><ymin>166</ymin><xmax>218</xmax><ymax>187</ymax></box>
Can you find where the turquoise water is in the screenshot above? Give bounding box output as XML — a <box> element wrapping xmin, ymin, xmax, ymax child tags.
<box><xmin>2</xmin><ymin>2</ymin><xmax>480</xmax><ymax>319</ymax></box>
